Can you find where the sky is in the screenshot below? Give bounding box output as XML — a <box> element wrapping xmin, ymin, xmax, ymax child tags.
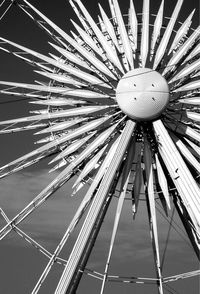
<box><xmin>0</xmin><ymin>0</ymin><xmax>199</xmax><ymax>293</ymax></box>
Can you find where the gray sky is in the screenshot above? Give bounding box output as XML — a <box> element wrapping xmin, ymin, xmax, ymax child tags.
<box><xmin>0</xmin><ymin>0</ymin><xmax>199</xmax><ymax>293</ymax></box>
<box><xmin>0</xmin><ymin>169</ymin><xmax>198</xmax><ymax>293</ymax></box>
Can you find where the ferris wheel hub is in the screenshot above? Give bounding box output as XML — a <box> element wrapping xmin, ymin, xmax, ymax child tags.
<box><xmin>116</xmin><ymin>68</ymin><xmax>169</xmax><ymax>121</ymax></box>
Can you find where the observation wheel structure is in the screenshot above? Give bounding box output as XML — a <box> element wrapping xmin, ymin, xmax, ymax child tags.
<box><xmin>0</xmin><ymin>0</ymin><xmax>199</xmax><ymax>293</ymax></box>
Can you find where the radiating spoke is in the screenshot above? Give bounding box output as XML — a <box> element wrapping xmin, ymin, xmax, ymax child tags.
<box><xmin>112</xmin><ymin>0</ymin><xmax>134</xmax><ymax>69</ymax></box>
<box><xmin>0</xmin><ymin>121</ymin><xmax>122</xmax><ymax>241</ymax></box>
<box><xmin>143</xmin><ymin>137</ymin><xmax>163</xmax><ymax>294</ymax></box>
<box><xmin>155</xmin><ymin>154</ymin><xmax>171</xmax><ymax>210</ymax></box>
<box><xmin>99</xmin><ymin>4</ymin><xmax>120</xmax><ymax>51</ymax></box>
<box><xmin>168</xmin><ymin>9</ymin><xmax>195</xmax><ymax>55</ymax></box>
<box><xmin>100</xmin><ymin>136</ymin><xmax>136</xmax><ymax>293</ymax></box>
<box><xmin>153</xmin><ymin>120</ymin><xmax>200</xmax><ymax>243</ymax></box>
<box><xmin>169</xmin><ymin>59</ymin><xmax>200</xmax><ymax>83</ymax></box>
<box><xmin>162</xmin><ymin>25</ymin><xmax>200</xmax><ymax>76</ymax></box>
<box><xmin>0</xmin><ymin>37</ymin><xmax>112</xmax><ymax>88</ymax></box>
<box><xmin>55</xmin><ymin>120</ymin><xmax>136</xmax><ymax>294</ymax></box>
<box><xmin>129</xmin><ymin>0</ymin><xmax>138</xmax><ymax>52</ymax></box>
<box><xmin>132</xmin><ymin>152</ymin><xmax>142</xmax><ymax>218</ymax></box>
<box><xmin>140</xmin><ymin>0</ymin><xmax>149</xmax><ymax>67</ymax></box>
<box><xmin>153</xmin><ymin>0</ymin><xmax>183</xmax><ymax>70</ymax></box>
<box><xmin>70</xmin><ymin>0</ymin><xmax>124</xmax><ymax>73</ymax></box>
<box><xmin>31</xmin><ymin>135</ymin><xmax>122</xmax><ymax>294</ymax></box>
<box><xmin>150</xmin><ymin>0</ymin><xmax>164</xmax><ymax>58</ymax></box>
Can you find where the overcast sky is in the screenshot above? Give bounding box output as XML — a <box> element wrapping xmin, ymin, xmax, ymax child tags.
<box><xmin>0</xmin><ymin>0</ymin><xmax>199</xmax><ymax>293</ymax></box>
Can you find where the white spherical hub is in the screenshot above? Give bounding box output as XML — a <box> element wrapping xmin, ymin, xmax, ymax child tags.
<box><xmin>116</xmin><ymin>68</ymin><xmax>169</xmax><ymax>121</ymax></box>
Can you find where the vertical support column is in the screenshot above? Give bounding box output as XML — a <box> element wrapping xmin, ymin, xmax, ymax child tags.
<box><xmin>55</xmin><ymin>120</ymin><xmax>136</xmax><ymax>294</ymax></box>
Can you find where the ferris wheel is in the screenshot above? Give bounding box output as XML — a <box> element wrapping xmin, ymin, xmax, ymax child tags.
<box><xmin>0</xmin><ymin>0</ymin><xmax>199</xmax><ymax>293</ymax></box>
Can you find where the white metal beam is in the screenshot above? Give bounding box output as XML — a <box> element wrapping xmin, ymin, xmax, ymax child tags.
<box><xmin>99</xmin><ymin>4</ymin><xmax>120</xmax><ymax>51</ymax></box>
<box><xmin>150</xmin><ymin>0</ymin><xmax>164</xmax><ymax>58</ymax></box>
<box><xmin>153</xmin><ymin>120</ymin><xmax>200</xmax><ymax>241</ymax></box>
<box><xmin>0</xmin><ymin>37</ymin><xmax>111</xmax><ymax>89</ymax></box>
<box><xmin>143</xmin><ymin>138</ymin><xmax>164</xmax><ymax>294</ymax></box>
<box><xmin>129</xmin><ymin>0</ymin><xmax>138</xmax><ymax>51</ymax></box>
<box><xmin>155</xmin><ymin>154</ymin><xmax>171</xmax><ymax>209</ymax></box>
<box><xmin>72</xmin><ymin>0</ymin><xmax>124</xmax><ymax>73</ymax></box>
<box><xmin>140</xmin><ymin>0</ymin><xmax>149</xmax><ymax>67</ymax></box>
<box><xmin>100</xmin><ymin>138</ymin><xmax>136</xmax><ymax>293</ymax></box>
<box><xmin>112</xmin><ymin>0</ymin><xmax>134</xmax><ymax>69</ymax></box>
<box><xmin>31</xmin><ymin>136</ymin><xmax>122</xmax><ymax>294</ymax></box>
<box><xmin>162</xmin><ymin>25</ymin><xmax>200</xmax><ymax>76</ymax></box>
<box><xmin>55</xmin><ymin>120</ymin><xmax>136</xmax><ymax>294</ymax></box>
<box><xmin>168</xmin><ymin>9</ymin><xmax>195</xmax><ymax>54</ymax></box>
<box><xmin>0</xmin><ymin>122</ymin><xmax>120</xmax><ymax>241</ymax></box>
<box><xmin>153</xmin><ymin>0</ymin><xmax>183</xmax><ymax>70</ymax></box>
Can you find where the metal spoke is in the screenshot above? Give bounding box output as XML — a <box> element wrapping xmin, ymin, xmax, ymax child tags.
<box><xmin>55</xmin><ymin>120</ymin><xmax>136</xmax><ymax>294</ymax></box>
<box><xmin>100</xmin><ymin>136</ymin><xmax>136</xmax><ymax>293</ymax></box>
<box><xmin>153</xmin><ymin>120</ymin><xmax>200</xmax><ymax>244</ymax></box>
<box><xmin>143</xmin><ymin>137</ymin><xmax>164</xmax><ymax>294</ymax></box>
